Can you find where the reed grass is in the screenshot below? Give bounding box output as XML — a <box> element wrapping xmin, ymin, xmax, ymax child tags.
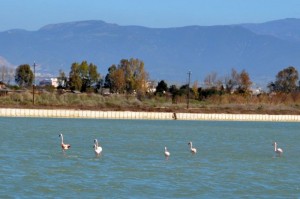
<box><xmin>1</xmin><ymin>90</ymin><xmax>300</xmax><ymax>114</ymax></box>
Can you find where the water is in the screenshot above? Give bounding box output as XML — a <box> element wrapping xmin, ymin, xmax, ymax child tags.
<box><xmin>0</xmin><ymin>117</ymin><xmax>299</xmax><ymax>198</ymax></box>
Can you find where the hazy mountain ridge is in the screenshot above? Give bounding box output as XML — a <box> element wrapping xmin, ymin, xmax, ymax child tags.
<box><xmin>240</xmin><ymin>18</ymin><xmax>300</xmax><ymax>42</ymax></box>
<box><xmin>0</xmin><ymin>18</ymin><xmax>300</xmax><ymax>86</ymax></box>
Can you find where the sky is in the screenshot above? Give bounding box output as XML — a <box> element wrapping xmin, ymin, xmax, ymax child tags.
<box><xmin>1</xmin><ymin>0</ymin><xmax>300</xmax><ymax>31</ymax></box>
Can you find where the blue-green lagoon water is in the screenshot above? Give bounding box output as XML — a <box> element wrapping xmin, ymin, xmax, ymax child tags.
<box><xmin>0</xmin><ymin>117</ymin><xmax>299</xmax><ymax>198</ymax></box>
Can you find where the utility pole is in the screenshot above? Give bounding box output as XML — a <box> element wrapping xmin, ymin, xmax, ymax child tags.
<box><xmin>187</xmin><ymin>71</ymin><xmax>191</xmax><ymax>109</ymax></box>
<box><xmin>32</xmin><ymin>62</ymin><xmax>36</xmax><ymax>105</ymax></box>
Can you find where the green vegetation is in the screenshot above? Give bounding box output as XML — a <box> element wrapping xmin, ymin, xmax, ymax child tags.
<box><xmin>104</xmin><ymin>58</ymin><xmax>148</xmax><ymax>95</ymax></box>
<box><xmin>15</xmin><ymin>64</ymin><xmax>33</xmax><ymax>87</ymax></box>
<box><xmin>268</xmin><ymin>66</ymin><xmax>299</xmax><ymax>93</ymax></box>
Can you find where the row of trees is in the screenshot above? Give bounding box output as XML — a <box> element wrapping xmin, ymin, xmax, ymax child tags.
<box><xmin>9</xmin><ymin>60</ymin><xmax>300</xmax><ymax>100</ymax></box>
<box><xmin>57</xmin><ymin>58</ymin><xmax>148</xmax><ymax>94</ymax></box>
<box><xmin>155</xmin><ymin>68</ymin><xmax>253</xmax><ymax>102</ymax></box>
<box><xmin>13</xmin><ymin>58</ymin><xmax>149</xmax><ymax>95</ymax></box>
<box><xmin>154</xmin><ymin>66</ymin><xmax>299</xmax><ymax>102</ymax></box>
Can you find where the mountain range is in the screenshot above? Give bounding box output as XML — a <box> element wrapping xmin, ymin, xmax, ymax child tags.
<box><xmin>1</xmin><ymin>18</ymin><xmax>300</xmax><ymax>86</ymax></box>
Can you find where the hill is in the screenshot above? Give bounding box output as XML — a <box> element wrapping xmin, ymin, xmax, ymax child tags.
<box><xmin>0</xmin><ymin>19</ymin><xmax>300</xmax><ymax>87</ymax></box>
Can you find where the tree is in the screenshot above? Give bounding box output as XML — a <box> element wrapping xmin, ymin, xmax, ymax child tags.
<box><xmin>237</xmin><ymin>70</ymin><xmax>252</xmax><ymax>94</ymax></box>
<box><xmin>104</xmin><ymin>65</ymin><xmax>117</xmax><ymax>89</ymax></box>
<box><xmin>57</xmin><ymin>70</ymin><xmax>67</xmax><ymax>88</ymax></box>
<box><xmin>80</xmin><ymin>61</ymin><xmax>90</xmax><ymax>92</ymax></box>
<box><xmin>169</xmin><ymin>85</ymin><xmax>179</xmax><ymax>104</ymax></box>
<box><xmin>268</xmin><ymin>66</ymin><xmax>299</xmax><ymax>93</ymax></box>
<box><xmin>120</xmin><ymin>58</ymin><xmax>149</xmax><ymax>94</ymax></box>
<box><xmin>7</xmin><ymin>67</ymin><xmax>15</xmax><ymax>85</ymax></box>
<box><xmin>179</xmin><ymin>84</ymin><xmax>189</xmax><ymax>96</ymax></box>
<box><xmin>86</xmin><ymin>62</ymin><xmax>101</xmax><ymax>91</ymax></box>
<box><xmin>130</xmin><ymin>58</ymin><xmax>148</xmax><ymax>95</ymax></box>
<box><xmin>0</xmin><ymin>65</ymin><xmax>14</xmax><ymax>85</ymax></box>
<box><xmin>110</xmin><ymin>67</ymin><xmax>126</xmax><ymax>93</ymax></box>
<box><xmin>108</xmin><ymin>58</ymin><xmax>149</xmax><ymax>95</ymax></box>
<box><xmin>198</xmin><ymin>87</ymin><xmax>218</xmax><ymax>100</ymax></box>
<box><xmin>204</xmin><ymin>72</ymin><xmax>217</xmax><ymax>87</ymax></box>
<box><xmin>68</xmin><ymin>61</ymin><xmax>101</xmax><ymax>92</ymax></box>
<box><xmin>0</xmin><ymin>65</ymin><xmax>7</xmax><ymax>83</ymax></box>
<box><xmin>15</xmin><ymin>64</ymin><xmax>33</xmax><ymax>87</ymax></box>
<box><xmin>224</xmin><ymin>68</ymin><xmax>252</xmax><ymax>94</ymax></box>
<box><xmin>155</xmin><ymin>80</ymin><xmax>168</xmax><ymax>95</ymax></box>
<box><xmin>69</xmin><ymin>62</ymin><xmax>82</xmax><ymax>91</ymax></box>
<box><xmin>225</xmin><ymin>68</ymin><xmax>240</xmax><ymax>93</ymax></box>
<box><xmin>192</xmin><ymin>81</ymin><xmax>199</xmax><ymax>99</ymax></box>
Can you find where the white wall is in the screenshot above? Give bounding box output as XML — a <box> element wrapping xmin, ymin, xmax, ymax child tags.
<box><xmin>0</xmin><ymin>108</ymin><xmax>300</xmax><ymax>122</ymax></box>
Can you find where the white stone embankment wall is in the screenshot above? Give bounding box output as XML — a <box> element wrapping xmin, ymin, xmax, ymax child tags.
<box><xmin>0</xmin><ymin>108</ymin><xmax>300</xmax><ymax>122</ymax></box>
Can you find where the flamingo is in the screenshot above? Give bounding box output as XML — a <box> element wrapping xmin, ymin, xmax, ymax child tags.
<box><xmin>94</xmin><ymin>139</ymin><xmax>102</xmax><ymax>156</ymax></box>
<box><xmin>188</xmin><ymin>141</ymin><xmax>197</xmax><ymax>154</ymax></box>
<box><xmin>59</xmin><ymin>134</ymin><xmax>71</xmax><ymax>151</ymax></box>
<box><xmin>273</xmin><ymin>142</ymin><xmax>283</xmax><ymax>157</ymax></box>
<box><xmin>164</xmin><ymin>146</ymin><xmax>170</xmax><ymax>158</ymax></box>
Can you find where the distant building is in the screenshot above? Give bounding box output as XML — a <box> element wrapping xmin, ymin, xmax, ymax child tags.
<box><xmin>0</xmin><ymin>81</ymin><xmax>9</xmax><ymax>95</ymax></box>
<box><xmin>0</xmin><ymin>81</ymin><xmax>6</xmax><ymax>89</ymax></box>
<box><xmin>147</xmin><ymin>81</ymin><xmax>156</xmax><ymax>93</ymax></box>
<box><xmin>39</xmin><ymin>78</ymin><xmax>59</xmax><ymax>88</ymax></box>
<box><xmin>100</xmin><ymin>88</ymin><xmax>111</xmax><ymax>96</ymax></box>
<box><xmin>251</xmin><ymin>87</ymin><xmax>263</xmax><ymax>95</ymax></box>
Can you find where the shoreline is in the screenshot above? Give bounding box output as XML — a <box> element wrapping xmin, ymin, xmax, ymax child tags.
<box><xmin>0</xmin><ymin>108</ymin><xmax>300</xmax><ymax>122</ymax></box>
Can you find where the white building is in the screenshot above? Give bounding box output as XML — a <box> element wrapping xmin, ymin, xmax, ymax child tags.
<box><xmin>39</xmin><ymin>78</ymin><xmax>59</xmax><ymax>88</ymax></box>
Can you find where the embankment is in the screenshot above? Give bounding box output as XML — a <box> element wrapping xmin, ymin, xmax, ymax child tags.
<box><xmin>0</xmin><ymin>108</ymin><xmax>299</xmax><ymax>122</ymax></box>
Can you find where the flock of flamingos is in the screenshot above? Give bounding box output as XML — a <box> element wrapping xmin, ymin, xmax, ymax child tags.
<box><xmin>59</xmin><ymin>133</ymin><xmax>284</xmax><ymax>158</ymax></box>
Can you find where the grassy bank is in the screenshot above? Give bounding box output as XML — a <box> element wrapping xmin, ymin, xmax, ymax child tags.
<box><xmin>0</xmin><ymin>91</ymin><xmax>300</xmax><ymax>115</ymax></box>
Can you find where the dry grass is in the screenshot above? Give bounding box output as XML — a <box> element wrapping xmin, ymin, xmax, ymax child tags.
<box><xmin>1</xmin><ymin>91</ymin><xmax>300</xmax><ymax>114</ymax></box>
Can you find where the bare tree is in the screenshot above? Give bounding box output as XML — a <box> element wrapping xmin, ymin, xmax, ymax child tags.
<box><xmin>0</xmin><ymin>65</ymin><xmax>15</xmax><ymax>85</ymax></box>
<box><xmin>0</xmin><ymin>65</ymin><xmax>8</xmax><ymax>83</ymax></box>
<box><xmin>224</xmin><ymin>68</ymin><xmax>251</xmax><ymax>94</ymax></box>
<box><xmin>204</xmin><ymin>72</ymin><xmax>217</xmax><ymax>87</ymax></box>
<box><xmin>225</xmin><ymin>69</ymin><xmax>239</xmax><ymax>93</ymax></box>
<box><xmin>8</xmin><ymin>67</ymin><xmax>14</xmax><ymax>85</ymax></box>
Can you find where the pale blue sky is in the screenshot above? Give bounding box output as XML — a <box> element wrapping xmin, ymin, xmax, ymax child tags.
<box><xmin>1</xmin><ymin>0</ymin><xmax>300</xmax><ymax>31</ymax></box>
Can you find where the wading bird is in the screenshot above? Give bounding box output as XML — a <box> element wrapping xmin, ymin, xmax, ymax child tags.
<box><xmin>164</xmin><ymin>146</ymin><xmax>170</xmax><ymax>158</ymax></box>
<box><xmin>188</xmin><ymin>141</ymin><xmax>197</xmax><ymax>154</ymax></box>
<box><xmin>273</xmin><ymin>142</ymin><xmax>283</xmax><ymax>157</ymax></box>
<box><xmin>94</xmin><ymin>139</ymin><xmax>102</xmax><ymax>156</ymax></box>
<box><xmin>59</xmin><ymin>134</ymin><xmax>71</xmax><ymax>152</ymax></box>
